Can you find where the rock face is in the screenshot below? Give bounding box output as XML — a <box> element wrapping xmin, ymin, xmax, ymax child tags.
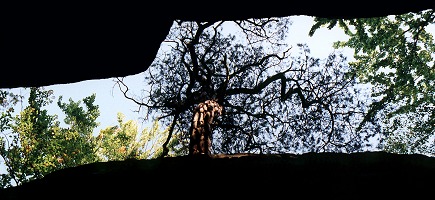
<box><xmin>2</xmin><ymin>2</ymin><xmax>433</xmax><ymax>89</ymax></box>
<box><xmin>1</xmin><ymin>152</ymin><xmax>434</xmax><ymax>199</ymax></box>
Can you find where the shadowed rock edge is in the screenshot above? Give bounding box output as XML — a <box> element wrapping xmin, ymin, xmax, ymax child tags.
<box><xmin>1</xmin><ymin>152</ymin><xmax>434</xmax><ymax>199</ymax></box>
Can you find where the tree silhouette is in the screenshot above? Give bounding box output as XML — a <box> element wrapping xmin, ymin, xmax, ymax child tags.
<box><xmin>116</xmin><ymin>17</ymin><xmax>368</xmax><ymax>157</ymax></box>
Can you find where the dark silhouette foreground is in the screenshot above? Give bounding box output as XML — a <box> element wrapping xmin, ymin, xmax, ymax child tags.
<box><xmin>2</xmin><ymin>1</ymin><xmax>433</xmax><ymax>89</ymax></box>
<box><xmin>2</xmin><ymin>2</ymin><xmax>435</xmax><ymax>199</ymax></box>
<box><xmin>1</xmin><ymin>152</ymin><xmax>434</xmax><ymax>199</ymax></box>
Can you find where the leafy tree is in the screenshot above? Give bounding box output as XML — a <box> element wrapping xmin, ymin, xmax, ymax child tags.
<box><xmin>116</xmin><ymin>17</ymin><xmax>368</xmax><ymax>157</ymax></box>
<box><xmin>1</xmin><ymin>86</ymin><xmax>183</xmax><ymax>188</ymax></box>
<box><xmin>96</xmin><ymin>113</ymin><xmax>140</xmax><ymax>161</ymax></box>
<box><xmin>309</xmin><ymin>9</ymin><xmax>435</xmax><ymax>155</ymax></box>
<box><xmin>1</xmin><ymin>87</ymin><xmax>62</xmax><ymax>186</ymax></box>
<box><xmin>55</xmin><ymin>93</ymin><xmax>101</xmax><ymax>166</ymax></box>
<box><xmin>95</xmin><ymin>112</ymin><xmax>183</xmax><ymax>161</ymax></box>
<box><xmin>0</xmin><ymin>90</ymin><xmax>24</xmax><ymax>188</ymax></box>
<box><xmin>136</xmin><ymin>118</ymin><xmax>185</xmax><ymax>158</ymax></box>
<box><xmin>0</xmin><ymin>87</ymin><xmax>100</xmax><ymax>188</ymax></box>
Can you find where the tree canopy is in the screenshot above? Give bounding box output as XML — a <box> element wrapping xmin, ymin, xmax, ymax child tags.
<box><xmin>309</xmin><ymin>9</ymin><xmax>435</xmax><ymax>154</ymax></box>
<box><xmin>2</xmin><ymin>10</ymin><xmax>434</xmax><ymax>189</ymax></box>
<box><xmin>0</xmin><ymin>88</ymin><xmax>99</xmax><ymax>187</ymax></box>
<box><xmin>117</xmin><ymin>17</ymin><xmax>369</xmax><ymax>156</ymax></box>
<box><xmin>0</xmin><ymin>87</ymin><xmax>175</xmax><ymax>188</ymax></box>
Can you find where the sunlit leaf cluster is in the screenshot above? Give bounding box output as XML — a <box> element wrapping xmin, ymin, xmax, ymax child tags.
<box><xmin>0</xmin><ymin>88</ymin><xmax>176</xmax><ymax>188</ymax></box>
<box><xmin>310</xmin><ymin>9</ymin><xmax>435</xmax><ymax>155</ymax></box>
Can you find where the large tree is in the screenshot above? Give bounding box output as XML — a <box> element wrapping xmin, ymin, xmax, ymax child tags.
<box><xmin>309</xmin><ymin>9</ymin><xmax>435</xmax><ymax>154</ymax></box>
<box><xmin>116</xmin><ymin>17</ymin><xmax>368</xmax><ymax>157</ymax></box>
<box><xmin>0</xmin><ymin>87</ymin><xmax>101</xmax><ymax>187</ymax></box>
<box><xmin>0</xmin><ymin>87</ymin><xmax>182</xmax><ymax>188</ymax></box>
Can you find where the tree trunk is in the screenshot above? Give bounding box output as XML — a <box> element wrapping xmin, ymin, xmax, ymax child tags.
<box><xmin>188</xmin><ymin>99</ymin><xmax>222</xmax><ymax>156</ymax></box>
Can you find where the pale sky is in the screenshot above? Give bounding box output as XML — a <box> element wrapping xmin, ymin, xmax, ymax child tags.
<box><xmin>1</xmin><ymin>15</ymin><xmax>354</xmax><ymax>175</ymax></box>
<box><xmin>9</xmin><ymin>15</ymin><xmax>354</xmax><ymax>135</ymax></box>
<box><xmin>2</xmin><ymin>14</ymin><xmax>435</xmax><ymax>185</ymax></box>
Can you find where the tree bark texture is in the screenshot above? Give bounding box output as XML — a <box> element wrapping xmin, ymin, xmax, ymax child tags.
<box><xmin>189</xmin><ymin>100</ymin><xmax>222</xmax><ymax>156</ymax></box>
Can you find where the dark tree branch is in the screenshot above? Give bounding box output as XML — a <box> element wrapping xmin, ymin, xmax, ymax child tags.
<box><xmin>160</xmin><ymin>112</ymin><xmax>180</xmax><ymax>158</ymax></box>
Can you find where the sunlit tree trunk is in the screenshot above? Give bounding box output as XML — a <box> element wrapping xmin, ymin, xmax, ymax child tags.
<box><xmin>189</xmin><ymin>99</ymin><xmax>222</xmax><ymax>156</ymax></box>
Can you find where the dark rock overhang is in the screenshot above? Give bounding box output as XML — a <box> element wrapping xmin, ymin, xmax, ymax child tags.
<box><xmin>2</xmin><ymin>1</ymin><xmax>434</xmax><ymax>89</ymax></box>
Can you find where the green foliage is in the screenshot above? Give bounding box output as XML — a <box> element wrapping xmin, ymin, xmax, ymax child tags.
<box><xmin>95</xmin><ymin>113</ymin><xmax>184</xmax><ymax>161</ymax></box>
<box><xmin>3</xmin><ymin>57</ymin><xmax>182</xmax><ymax>189</ymax></box>
<box><xmin>1</xmin><ymin>87</ymin><xmax>182</xmax><ymax>188</ymax></box>
<box><xmin>54</xmin><ymin>94</ymin><xmax>101</xmax><ymax>167</ymax></box>
<box><xmin>5</xmin><ymin>87</ymin><xmax>61</xmax><ymax>184</ymax></box>
<box><xmin>0</xmin><ymin>90</ymin><xmax>24</xmax><ymax>188</ymax></box>
<box><xmin>138</xmin><ymin>119</ymin><xmax>186</xmax><ymax>158</ymax></box>
<box><xmin>0</xmin><ymin>88</ymin><xmax>100</xmax><ymax>188</ymax></box>
<box><xmin>309</xmin><ymin>9</ymin><xmax>435</xmax><ymax>154</ymax></box>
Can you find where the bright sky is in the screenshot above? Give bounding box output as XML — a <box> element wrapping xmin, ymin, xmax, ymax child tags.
<box><xmin>1</xmin><ymin>16</ymin><xmax>354</xmax><ymax>175</ymax></box>
<box><xmin>8</xmin><ymin>15</ymin><xmax>354</xmax><ymax>135</ymax></box>
<box><xmin>3</xmin><ymin>14</ymin><xmax>435</xmax><ymax>186</ymax></box>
